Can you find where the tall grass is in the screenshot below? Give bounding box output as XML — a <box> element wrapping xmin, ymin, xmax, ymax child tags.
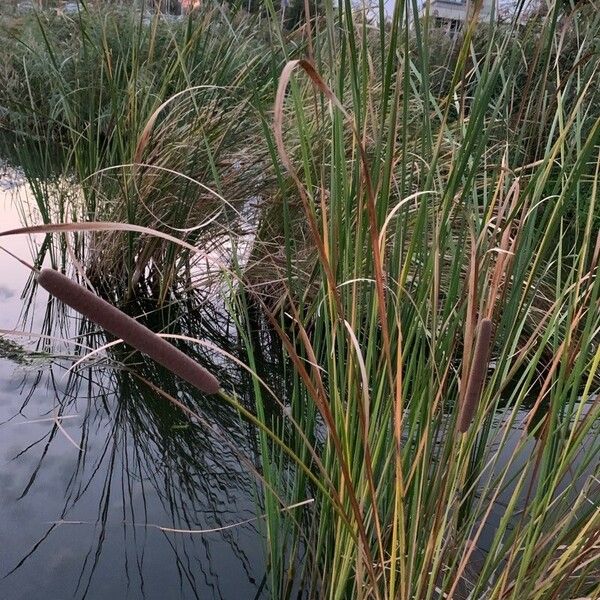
<box><xmin>238</xmin><ymin>1</ymin><xmax>600</xmax><ymax>597</ymax></box>
<box><xmin>1</xmin><ymin>0</ymin><xmax>599</xmax><ymax>598</ymax></box>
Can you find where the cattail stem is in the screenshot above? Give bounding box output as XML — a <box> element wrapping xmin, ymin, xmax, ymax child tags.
<box><xmin>37</xmin><ymin>268</ymin><xmax>220</xmax><ymax>395</ymax></box>
<box><xmin>458</xmin><ymin>318</ymin><xmax>493</xmax><ymax>434</ymax></box>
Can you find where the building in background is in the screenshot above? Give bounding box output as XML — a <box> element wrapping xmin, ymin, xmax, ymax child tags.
<box><xmin>426</xmin><ymin>0</ymin><xmax>498</xmax><ymax>30</ymax></box>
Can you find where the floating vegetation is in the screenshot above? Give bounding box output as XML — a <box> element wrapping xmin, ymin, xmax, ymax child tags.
<box><xmin>0</xmin><ymin>334</ymin><xmax>53</xmax><ymax>365</ymax></box>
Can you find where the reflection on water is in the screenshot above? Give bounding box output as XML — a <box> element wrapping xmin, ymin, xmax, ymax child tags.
<box><xmin>0</xmin><ymin>178</ymin><xmax>273</xmax><ymax>599</ymax></box>
<box><xmin>0</xmin><ymin>358</ymin><xmax>268</xmax><ymax>600</ymax></box>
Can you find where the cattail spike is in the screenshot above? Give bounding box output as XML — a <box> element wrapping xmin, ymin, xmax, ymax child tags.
<box><xmin>458</xmin><ymin>318</ymin><xmax>493</xmax><ymax>434</ymax></box>
<box><xmin>37</xmin><ymin>268</ymin><xmax>220</xmax><ymax>395</ymax></box>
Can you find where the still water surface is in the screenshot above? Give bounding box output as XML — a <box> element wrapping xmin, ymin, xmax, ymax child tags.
<box><xmin>0</xmin><ymin>175</ymin><xmax>268</xmax><ymax>599</ymax></box>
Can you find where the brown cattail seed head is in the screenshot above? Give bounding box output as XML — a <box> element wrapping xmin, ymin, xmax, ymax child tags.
<box><xmin>37</xmin><ymin>268</ymin><xmax>220</xmax><ymax>395</ymax></box>
<box><xmin>458</xmin><ymin>318</ymin><xmax>493</xmax><ymax>434</ymax></box>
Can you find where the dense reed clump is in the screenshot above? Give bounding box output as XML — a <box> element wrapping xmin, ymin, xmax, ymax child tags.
<box><xmin>1</xmin><ymin>0</ymin><xmax>599</xmax><ymax>598</ymax></box>
<box><xmin>0</xmin><ymin>1</ymin><xmax>282</xmax><ymax>296</ymax></box>
<box><xmin>232</xmin><ymin>1</ymin><xmax>600</xmax><ymax>598</ymax></box>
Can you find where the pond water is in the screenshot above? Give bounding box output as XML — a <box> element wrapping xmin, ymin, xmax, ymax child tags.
<box><xmin>0</xmin><ymin>176</ymin><xmax>269</xmax><ymax>599</ymax></box>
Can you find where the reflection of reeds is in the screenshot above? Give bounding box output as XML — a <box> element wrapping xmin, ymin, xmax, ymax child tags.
<box><xmin>458</xmin><ymin>319</ymin><xmax>492</xmax><ymax>433</ymax></box>
<box><xmin>37</xmin><ymin>268</ymin><xmax>220</xmax><ymax>394</ymax></box>
<box><xmin>4</xmin><ymin>304</ymin><xmax>267</xmax><ymax>598</ymax></box>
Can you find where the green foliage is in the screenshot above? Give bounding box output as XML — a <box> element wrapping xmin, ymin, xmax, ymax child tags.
<box><xmin>222</xmin><ymin>0</ymin><xmax>325</xmax><ymax>29</ymax></box>
<box><xmin>0</xmin><ymin>2</ymin><xmax>282</xmax><ymax>294</ymax></box>
<box><xmin>235</xmin><ymin>1</ymin><xmax>600</xmax><ymax>597</ymax></box>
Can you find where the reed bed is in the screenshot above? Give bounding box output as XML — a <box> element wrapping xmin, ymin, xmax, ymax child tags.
<box><xmin>1</xmin><ymin>0</ymin><xmax>599</xmax><ymax>598</ymax></box>
<box><xmin>0</xmin><ymin>1</ymin><xmax>280</xmax><ymax>294</ymax></box>
<box><xmin>236</xmin><ymin>1</ymin><xmax>600</xmax><ymax>597</ymax></box>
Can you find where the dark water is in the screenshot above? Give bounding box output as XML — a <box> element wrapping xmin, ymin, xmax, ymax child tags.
<box><xmin>0</xmin><ymin>179</ymin><xmax>269</xmax><ymax>599</ymax></box>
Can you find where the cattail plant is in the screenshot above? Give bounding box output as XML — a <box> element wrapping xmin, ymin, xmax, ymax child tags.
<box><xmin>36</xmin><ymin>268</ymin><xmax>220</xmax><ymax>394</ymax></box>
<box><xmin>458</xmin><ymin>318</ymin><xmax>493</xmax><ymax>433</ymax></box>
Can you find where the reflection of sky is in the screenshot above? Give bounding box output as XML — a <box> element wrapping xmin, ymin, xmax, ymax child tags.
<box><xmin>0</xmin><ymin>181</ymin><xmax>39</xmax><ymax>330</ymax></box>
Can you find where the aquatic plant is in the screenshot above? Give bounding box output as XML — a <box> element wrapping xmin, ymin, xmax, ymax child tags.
<box><xmin>36</xmin><ymin>267</ymin><xmax>220</xmax><ymax>393</ymax></box>
<box><xmin>0</xmin><ymin>1</ymin><xmax>281</xmax><ymax>295</ymax></box>
<box><xmin>236</xmin><ymin>1</ymin><xmax>600</xmax><ymax>597</ymax></box>
<box><xmin>458</xmin><ymin>318</ymin><xmax>493</xmax><ymax>433</ymax></box>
